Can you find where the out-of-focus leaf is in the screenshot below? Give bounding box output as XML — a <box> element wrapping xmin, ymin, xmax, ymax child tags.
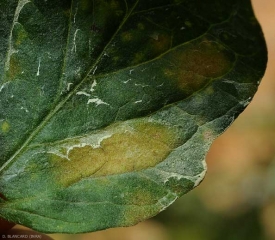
<box><xmin>0</xmin><ymin>0</ymin><xmax>267</xmax><ymax>233</ymax></box>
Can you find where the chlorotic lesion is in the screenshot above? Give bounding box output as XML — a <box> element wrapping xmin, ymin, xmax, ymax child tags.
<box><xmin>6</xmin><ymin>56</ymin><xmax>21</xmax><ymax>81</ymax></box>
<box><xmin>1</xmin><ymin>121</ymin><xmax>10</xmax><ymax>133</ymax></box>
<box><xmin>50</xmin><ymin>120</ymin><xmax>180</xmax><ymax>186</ymax></box>
<box><xmin>165</xmin><ymin>38</ymin><xmax>234</xmax><ymax>95</ymax></box>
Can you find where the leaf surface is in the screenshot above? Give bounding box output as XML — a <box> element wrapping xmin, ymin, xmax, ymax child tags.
<box><xmin>0</xmin><ymin>0</ymin><xmax>267</xmax><ymax>233</ymax></box>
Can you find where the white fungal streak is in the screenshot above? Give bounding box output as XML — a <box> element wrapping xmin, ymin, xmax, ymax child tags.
<box><xmin>92</xmin><ymin>66</ymin><xmax>98</xmax><ymax>75</ymax></box>
<box><xmin>76</xmin><ymin>91</ymin><xmax>91</xmax><ymax>97</ymax></box>
<box><xmin>47</xmin><ymin>132</ymin><xmax>114</xmax><ymax>161</ymax></box>
<box><xmin>67</xmin><ymin>83</ymin><xmax>73</xmax><ymax>91</ymax></box>
<box><xmin>134</xmin><ymin>100</ymin><xmax>142</xmax><ymax>104</ymax></box>
<box><xmin>48</xmin><ymin>150</ymin><xmax>70</xmax><ymax>161</ymax></box>
<box><xmin>240</xmin><ymin>97</ymin><xmax>252</xmax><ymax>107</ymax></box>
<box><xmin>73</xmin><ymin>4</ymin><xmax>79</xmax><ymax>24</ymax></box>
<box><xmin>87</xmin><ymin>98</ymin><xmax>109</xmax><ymax>106</ymax></box>
<box><xmin>123</xmin><ymin>79</ymin><xmax>131</xmax><ymax>84</ymax></box>
<box><xmin>129</xmin><ymin>69</ymin><xmax>134</xmax><ymax>74</ymax></box>
<box><xmin>135</xmin><ymin>83</ymin><xmax>150</xmax><ymax>87</ymax></box>
<box><xmin>36</xmin><ymin>58</ymin><xmax>41</xmax><ymax>76</ymax></box>
<box><xmin>150</xmin><ymin>32</ymin><xmax>159</xmax><ymax>41</ymax></box>
<box><xmin>4</xmin><ymin>0</ymin><xmax>30</xmax><ymax>72</ymax></box>
<box><xmin>90</xmin><ymin>80</ymin><xmax>97</xmax><ymax>92</ymax></box>
<box><xmin>0</xmin><ymin>83</ymin><xmax>8</xmax><ymax>92</ymax></box>
<box><xmin>72</xmin><ymin>29</ymin><xmax>80</xmax><ymax>53</ymax></box>
<box><xmin>193</xmin><ymin>159</ymin><xmax>207</xmax><ymax>187</ymax></box>
<box><xmin>158</xmin><ymin>192</ymin><xmax>178</xmax><ymax>211</ymax></box>
<box><xmin>0</xmin><ymin>82</ymin><xmax>12</xmax><ymax>93</ymax></box>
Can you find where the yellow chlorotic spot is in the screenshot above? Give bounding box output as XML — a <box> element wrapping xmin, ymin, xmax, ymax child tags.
<box><xmin>1</xmin><ymin>121</ymin><xmax>10</xmax><ymax>133</ymax></box>
<box><xmin>132</xmin><ymin>52</ymin><xmax>145</xmax><ymax>64</ymax></box>
<box><xmin>112</xmin><ymin>56</ymin><xmax>120</xmax><ymax>63</ymax></box>
<box><xmin>121</xmin><ymin>204</ymin><xmax>158</xmax><ymax>225</ymax></box>
<box><xmin>222</xmin><ymin>33</ymin><xmax>229</xmax><ymax>40</ymax></box>
<box><xmin>185</xmin><ymin>21</ymin><xmax>192</xmax><ymax>27</ymax></box>
<box><xmin>203</xmin><ymin>130</ymin><xmax>215</xmax><ymax>141</ymax></box>
<box><xmin>7</xmin><ymin>56</ymin><xmax>21</xmax><ymax>80</ymax></box>
<box><xmin>151</xmin><ymin>33</ymin><xmax>171</xmax><ymax>53</ymax></box>
<box><xmin>167</xmin><ymin>39</ymin><xmax>233</xmax><ymax>94</ymax></box>
<box><xmin>63</xmin><ymin>9</ymin><xmax>71</xmax><ymax>17</ymax></box>
<box><xmin>110</xmin><ymin>0</ymin><xmax>119</xmax><ymax>9</ymax></box>
<box><xmin>15</xmin><ymin>28</ymin><xmax>28</xmax><ymax>46</ymax></box>
<box><xmin>137</xmin><ymin>23</ymin><xmax>145</xmax><ymax>30</ymax></box>
<box><xmin>80</xmin><ymin>0</ymin><xmax>93</xmax><ymax>11</ymax></box>
<box><xmin>121</xmin><ymin>32</ymin><xmax>133</xmax><ymax>42</ymax></box>
<box><xmin>51</xmin><ymin>121</ymin><xmax>180</xmax><ymax>186</ymax></box>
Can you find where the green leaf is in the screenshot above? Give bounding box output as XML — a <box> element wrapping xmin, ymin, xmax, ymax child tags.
<box><xmin>0</xmin><ymin>0</ymin><xmax>267</xmax><ymax>233</ymax></box>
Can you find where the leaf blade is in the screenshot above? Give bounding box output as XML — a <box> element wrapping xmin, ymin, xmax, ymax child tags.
<box><xmin>0</xmin><ymin>0</ymin><xmax>267</xmax><ymax>233</ymax></box>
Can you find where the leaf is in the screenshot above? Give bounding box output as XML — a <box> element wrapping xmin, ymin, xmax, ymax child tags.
<box><xmin>0</xmin><ymin>0</ymin><xmax>267</xmax><ymax>234</ymax></box>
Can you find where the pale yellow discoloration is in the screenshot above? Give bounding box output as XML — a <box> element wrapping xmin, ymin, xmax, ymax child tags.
<box><xmin>185</xmin><ymin>21</ymin><xmax>192</xmax><ymax>27</ymax></box>
<box><xmin>1</xmin><ymin>121</ymin><xmax>10</xmax><ymax>133</ymax></box>
<box><xmin>121</xmin><ymin>32</ymin><xmax>133</xmax><ymax>42</ymax></box>
<box><xmin>166</xmin><ymin>39</ymin><xmax>233</xmax><ymax>94</ymax></box>
<box><xmin>137</xmin><ymin>23</ymin><xmax>145</xmax><ymax>30</ymax></box>
<box><xmin>7</xmin><ymin>56</ymin><xmax>21</xmax><ymax>80</ymax></box>
<box><xmin>80</xmin><ymin>0</ymin><xmax>93</xmax><ymax>11</ymax></box>
<box><xmin>51</xmin><ymin>121</ymin><xmax>179</xmax><ymax>186</ymax></box>
<box><xmin>15</xmin><ymin>28</ymin><xmax>28</xmax><ymax>46</ymax></box>
<box><xmin>151</xmin><ymin>33</ymin><xmax>171</xmax><ymax>52</ymax></box>
<box><xmin>132</xmin><ymin>52</ymin><xmax>145</xmax><ymax>64</ymax></box>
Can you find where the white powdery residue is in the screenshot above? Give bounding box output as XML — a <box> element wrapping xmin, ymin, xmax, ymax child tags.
<box><xmin>0</xmin><ymin>82</ymin><xmax>8</xmax><ymax>92</ymax></box>
<box><xmin>78</xmin><ymin>133</ymin><xmax>113</xmax><ymax>149</ymax></box>
<box><xmin>223</xmin><ymin>79</ymin><xmax>235</xmax><ymax>84</ymax></box>
<box><xmin>48</xmin><ymin>132</ymin><xmax>114</xmax><ymax>160</ymax></box>
<box><xmin>129</xmin><ymin>69</ymin><xmax>134</xmax><ymax>74</ymax></box>
<box><xmin>72</xmin><ymin>29</ymin><xmax>80</xmax><ymax>53</ymax></box>
<box><xmin>158</xmin><ymin>192</ymin><xmax>178</xmax><ymax>211</ymax></box>
<box><xmin>36</xmin><ymin>58</ymin><xmax>41</xmax><ymax>76</ymax></box>
<box><xmin>90</xmin><ymin>80</ymin><xmax>97</xmax><ymax>92</ymax></box>
<box><xmin>135</xmin><ymin>83</ymin><xmax>149</xmax><ymax>87</ymax></box>
<box><xmin>103</xmin><ymin>52</ymin><xmax>109</xmax><ymax>57</ymax></box>
<box><xmin>194</xmin><ymin>159</ymin><xmax>207</xmax><ymax>187</ymax></box>
<box><xmin>48</xmin><ymin>150</ymin><xmax>70</xmax><ymax>161</ymax></box>
<box><xmin>240</xmin><ymin>97</ymin><xmax>252</xmax><ymax>108</ymax></box>
<box><xmin>134</xmin><ymin>100</ymin><xmax>142</xmax><ymax>104</ymax></box>
<box><xmin>67</xmin><ymin>83</ymin><xmax>73</xmax><ymax>91</ymax></box>
<box><xmin>5</xmin><ymin>0</ymin><xmax>30</xmax><ymax>72</ymax></box>
<box><xmin>87</xmin><ymin>98</ymin><xmax>109</xmax><ymax>106</ymax></box>
<box><xmin>150</xmin><ymin>32</ymin><xmax>159</xmax><ymax>41</ymax></box>
<box><xmin>20</xmin><ymin>106</ymin><xmax>29</xmax><ymax>113</ymax></box>
<box><xmin>76</xmin><ymin>91</ymin><xmax>91</xmax><ymax>97</ymax></box>
<box><xmin>163</xmin><ymin>172</ymin><xmax>185</xmax><ymax>184</ymax></box>
<box><xmin>183</xmin><ymin>159</ymin><xmax>207</xmax><ymax>187</ymax></box>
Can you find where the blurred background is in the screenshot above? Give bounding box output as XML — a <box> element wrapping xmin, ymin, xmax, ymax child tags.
<box><xmin>12</xmin><ymin>0</ymin><xmax>275</xmax><ymax>239</ymax></box>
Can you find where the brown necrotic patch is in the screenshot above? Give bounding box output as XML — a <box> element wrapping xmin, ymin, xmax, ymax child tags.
<box><xmin>50</xmin><ymin>121</ymin><xmax>180</xmax><ymax>186</ymax></box>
